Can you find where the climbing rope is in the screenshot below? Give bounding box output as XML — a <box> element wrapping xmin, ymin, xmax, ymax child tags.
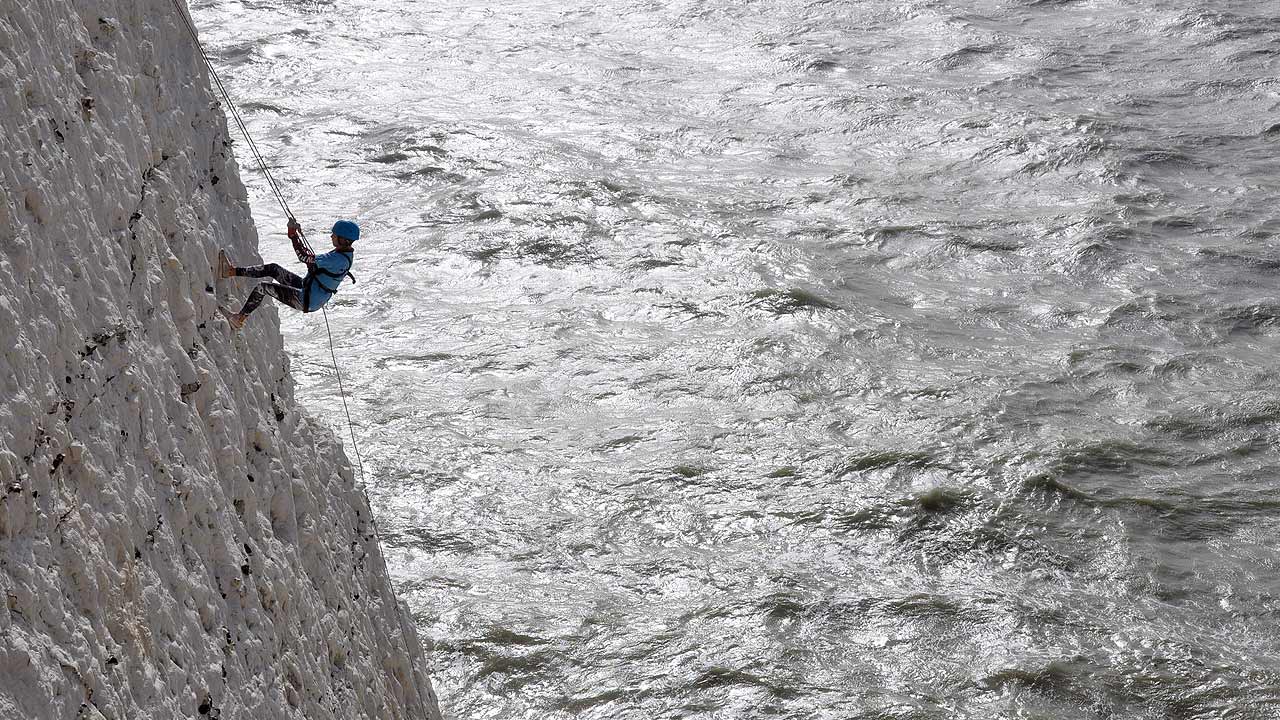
<box><xmin>321</xmin><ymin>311</ymin><xmax>367</xmax><ymax>486</ymax></box>
<box><xmin>172</xmin><ymin>0</ymin><xmax>367</xmax><ymax>486</ymax></box>
<box><xmin>171</xmin><ymin>0</ymin><xmax>297</xmax><ymax>221</ymax></box>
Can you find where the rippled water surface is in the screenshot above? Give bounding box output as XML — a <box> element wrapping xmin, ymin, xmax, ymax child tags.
<box><xmin>193</xmin><ymin>0</ymin><xmax>1280</xmax><ymax>716</ymax></box>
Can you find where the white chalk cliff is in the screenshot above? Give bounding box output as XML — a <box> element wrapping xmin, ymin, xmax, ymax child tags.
<box><xmin>0</xmin><ymin>2</ymin><xmax>442</xmax><ymax>718</ymax></box>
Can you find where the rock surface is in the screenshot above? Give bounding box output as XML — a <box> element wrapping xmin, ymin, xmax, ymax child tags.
<box><xmin>0</xmin><ymin>2</ymin><xmax>442</xmax><ymax>718</ymax></box>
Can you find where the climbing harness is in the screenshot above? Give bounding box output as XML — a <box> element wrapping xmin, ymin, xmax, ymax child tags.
<box><xmin>172</xmin><ymin>0</ymin><xmax>367</xmax><ymax>486</ymax></box>
<box><xmin>306</xmin><ymin>250</ymin><xmax>355</xmax><ymax>298</ymax></box>
<box><xmin>300</xmin><ymin>250</ymin><xmax>354</xmax><ymax>314</ymax></box>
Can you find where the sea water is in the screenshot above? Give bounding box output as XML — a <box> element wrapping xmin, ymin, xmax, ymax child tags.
<box><xmin>193</xmin><ymin>0</ymin><xmax>1280</xmax><ymax>716</ymax></box>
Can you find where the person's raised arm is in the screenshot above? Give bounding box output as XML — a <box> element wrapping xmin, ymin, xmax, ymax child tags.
<box><xmin>287</xmin><ymin>217</ymin><xmax>315</xmax><ymax>265</ymax></box>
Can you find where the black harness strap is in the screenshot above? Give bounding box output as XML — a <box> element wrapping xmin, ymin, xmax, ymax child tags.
<box><xmin>302</xmin><ymin>250</ymin><xmax>354</xmax><ymax>311</ymax></box>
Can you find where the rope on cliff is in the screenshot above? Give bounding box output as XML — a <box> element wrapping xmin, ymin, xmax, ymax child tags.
<box><xmin>170</xmin><ymin>0</ymin><xmax>297</xmax><ymax>221</ymax></box>
<box><xmin>172</xmin><ymin>0</ymin><xmax>367</xmax><ymax>487</ymax></box>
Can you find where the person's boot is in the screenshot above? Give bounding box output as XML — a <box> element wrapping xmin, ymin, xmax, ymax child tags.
<box><xmin>218</xmin><ymin>307</ymin><xmax>247</xmax><ymax>332</ymax></box>
<box><xmin>217</xmin><ymin>249</ymin><xmax>236</xmax><ymax>279</ymax></box>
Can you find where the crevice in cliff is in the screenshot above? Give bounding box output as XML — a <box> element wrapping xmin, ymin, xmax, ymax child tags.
<box><xmin>126</xmin><ymin>153</ymin><xmax>174</xmax><ymax>289</ymax></box>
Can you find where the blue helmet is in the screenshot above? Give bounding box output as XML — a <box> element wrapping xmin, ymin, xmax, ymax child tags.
<box><xmin>332</xmin><ymin>220</ymin><xmax>360</xmax><ymax>242</ymax></box>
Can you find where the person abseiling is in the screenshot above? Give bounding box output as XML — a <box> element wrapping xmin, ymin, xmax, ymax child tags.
<box><xmin>218</xmin><ymin>218</ymin><xmax>358</xmax><ymax>330</ymax></box>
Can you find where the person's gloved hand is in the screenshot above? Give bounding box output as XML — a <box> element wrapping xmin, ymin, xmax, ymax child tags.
<box><xmin>287</xmin><ymin>217</ymin><xmax>302</xmax><ymax>240</ymax></box>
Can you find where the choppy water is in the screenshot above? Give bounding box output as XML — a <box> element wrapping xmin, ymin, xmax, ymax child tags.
<box><xmin>193</xmin><ymin>0</ymin><xmax>1280</xmax><ymax>717</ymax></box>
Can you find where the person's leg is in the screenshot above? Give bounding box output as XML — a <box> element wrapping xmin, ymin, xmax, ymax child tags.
<box><xmin>233</xmin><ymin>263</ymin><xmax>304</xmax><ymax>289</ymax></box>
<box><xmin>229</xmin><ymin>283</ymin><xmax>306</xmax><ymax>329</ymax></box>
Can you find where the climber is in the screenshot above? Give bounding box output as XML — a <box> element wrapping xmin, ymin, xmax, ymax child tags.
<box><xmin>217</xmin><ymin>218</ymin><xmax>358</xmax><ymax>331</ymax></box>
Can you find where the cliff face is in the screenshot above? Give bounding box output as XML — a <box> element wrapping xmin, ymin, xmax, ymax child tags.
<box><xmin>0</xmin><ymin>2</ymin><xmax>441</xmax><ymax>718</ymax></box>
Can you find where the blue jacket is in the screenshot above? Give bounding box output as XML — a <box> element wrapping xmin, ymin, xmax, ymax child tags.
<box><xmin>303</xmin><ymin>249</ymin><xmax>354</xmax><ymax>312</ymax></box>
